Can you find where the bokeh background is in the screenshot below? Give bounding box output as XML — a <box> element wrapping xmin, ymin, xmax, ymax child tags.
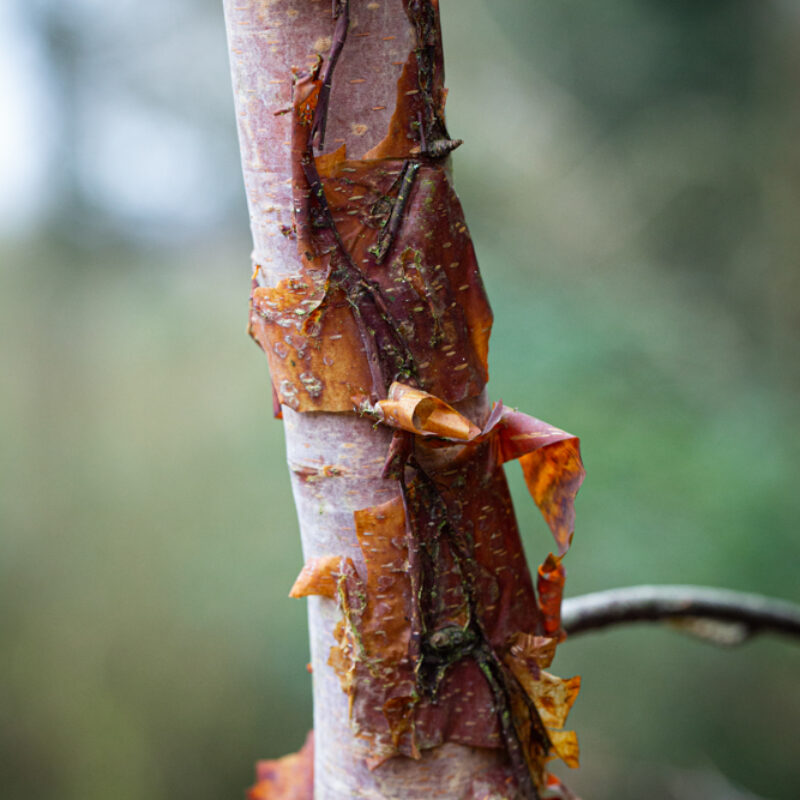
<box><xmin>2</xmin><ymin>1</ymin><xmax>799</xmax><ymax>798</ymax></box>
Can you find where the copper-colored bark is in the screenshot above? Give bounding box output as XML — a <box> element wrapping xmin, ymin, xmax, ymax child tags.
<box><xmin>249</xmin><ymin>731</ymin><xmax>314</xmax><ymax>800</ymax></box>
<box><xmin>223</xmin><ymin>2</ymin><xmax>585</xmax><ymax>798</ymax></box>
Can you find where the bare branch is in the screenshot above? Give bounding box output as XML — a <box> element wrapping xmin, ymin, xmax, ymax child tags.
<box><xmin>561</xmin><ymin>585</ymin><xmax>800</xmax><ymax>646</ymax></box>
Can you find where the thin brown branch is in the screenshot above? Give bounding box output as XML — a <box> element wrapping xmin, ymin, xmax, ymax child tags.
<box><xmin>562</xmin><ymin>585</ymin><xmax>800</xmax><ymax>645</ymax></box>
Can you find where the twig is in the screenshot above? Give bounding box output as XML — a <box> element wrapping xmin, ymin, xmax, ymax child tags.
<box><xmin>561</xmin><ymin>585</ymin><xmax>800</xmax><ymax>646</ymax></box>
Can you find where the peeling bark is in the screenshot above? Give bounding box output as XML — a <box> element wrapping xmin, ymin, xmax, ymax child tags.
<box><xmin>222</xmin><ymin>3</ymin><xmax>584</xmax><ymax>798</ymax></box>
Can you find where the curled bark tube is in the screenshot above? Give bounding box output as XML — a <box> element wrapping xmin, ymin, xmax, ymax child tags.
<box><xmin>223</xmin><ymin>2</ymin><xmax>584</xmax><ymax>798</ymax></box>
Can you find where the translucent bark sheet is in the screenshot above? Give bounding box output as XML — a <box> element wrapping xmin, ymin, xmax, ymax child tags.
<box><xmin>537</xmin><ymin>554</ymin><xmax>567</xmax><ymax>639</ymax></box>
<box><xmin>289</xmin><ymin>555</ymin><xmax>342</xmax><ymax>600</ymax></box>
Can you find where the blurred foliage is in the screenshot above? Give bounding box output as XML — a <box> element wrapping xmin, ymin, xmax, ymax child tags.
<box><xmin>2</xmin><ymin>1</ymin><xmax>799</xmax><ymax>799</ymax></box>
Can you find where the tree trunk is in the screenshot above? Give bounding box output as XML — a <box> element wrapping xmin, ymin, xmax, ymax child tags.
<box><xmin>222</xmin><ymin>3</ymin><xmax>584</xmax><ymax>798</ymax></box>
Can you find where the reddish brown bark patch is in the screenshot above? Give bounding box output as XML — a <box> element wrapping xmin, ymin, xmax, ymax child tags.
<box><xmin>537</xmin><ymin>554</ymin><xmax>567</xmax><ymax>640</ymax></box>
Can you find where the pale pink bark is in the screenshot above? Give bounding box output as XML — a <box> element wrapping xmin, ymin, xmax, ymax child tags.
<box><xmin>223</xmin><ymin>2</ymin><xmax>506</xmax><ymax>797</ymax></box>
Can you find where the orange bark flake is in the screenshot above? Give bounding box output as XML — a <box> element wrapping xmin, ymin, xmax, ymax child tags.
<box><xmin>248</xmin><ymin>731</ymin><xmax>313</xmax><ymax>800</ymax></box>
<box><xmin>288</xmin><ymin>555</ymin><xmax>343</xmax><ymax>599</ymax></box>
<box><xmin>537</xmin><ymin>553</ymin><xmax>567</xmax><ymax>639</ymax></box>
<box><xmin>352</xmin><ymin>498</ymin><xmax>413</xmax><ymax>667</ymax></box>
<box><xmin>547</xmin><ymin>729</ymin><xmax>580</xmax><ymax>770</ymax></box>
<box><xmin>492</xmin><ymin>407</ymin><xmax>585</xmax><ymax>557</ymax></box>
<box><xmin>327</xmin><ymin>500</ymin><xmax>420</xmax><ymax>762</ymax></box>
<box><xmin>329</xmin><ymin>616</ymin><xmax>357</xmax><ymax>715</ymax></box>
<box><xmin>505</xmin><ymin>652</ymin><xmax>580</xmax><ymax>739</ymax></box>
<box><xmin>371</xmin><ymin>381</ymin><xmax>481</xmax><ymax>440</ymax></box>
<box><xmin>249</xmin><ymin>271</ymin><xmax>373</xmax><ymax>413</ymax></box>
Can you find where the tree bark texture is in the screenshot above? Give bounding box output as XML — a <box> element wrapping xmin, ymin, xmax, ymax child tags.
<box><xmin>222</xmin><ymin>3</ymin><xmax>585</xmax><ymax>798</ymax></box>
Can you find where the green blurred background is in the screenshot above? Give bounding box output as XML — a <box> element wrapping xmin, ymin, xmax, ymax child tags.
<box><xmin>2</xmin><ymin>1</ymin><xmax>798</xmax><ymax>798</ymax></box>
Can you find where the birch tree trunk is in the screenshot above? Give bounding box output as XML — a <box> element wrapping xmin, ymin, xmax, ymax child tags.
<box><xmin>222</xmin><ymin>3</ymin><xmax>584</xmax><ymax>798</ymax></box>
